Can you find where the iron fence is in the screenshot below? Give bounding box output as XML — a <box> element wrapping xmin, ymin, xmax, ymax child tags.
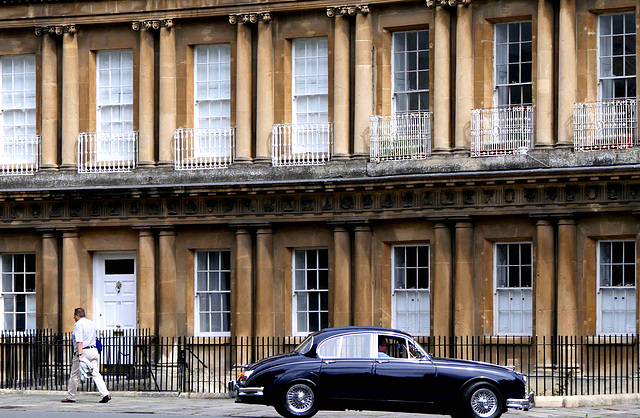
<box><xmin>272</xmin><ymin>123</ymin><xmax>333</xmax><ymax>166</ymax></box>
<box><xmin>369</xmin><ymin>112</ymin><xmax>432</xmax><ymax>162</ymax></box>
<box><xmin>470</xmin><ymin>105</ymin><xmax>534</xmax><ymax>157</ymax></box>
<box><xmin>77</xmin><ymin>131</ymin><xmax>138</xmax><ymax>173</ymax></box>
<box><xmin>174</xmin><ymin>127</ymin><xmax>235</xmax><ymax>170</ymax></box>
<box><xmin>573</xmin><ymin>99</ymin><xmax>638</xmax><ymax>152</ymax></box>
<box><xmin>1</xmin><ymin>331</ymin><xmax>639</xmax><ymax>396</ymax></box>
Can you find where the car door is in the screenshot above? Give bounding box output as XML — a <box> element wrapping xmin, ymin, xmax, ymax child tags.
<box><xmin>373</xmin><ymin>334</ymin><xmax>437</xmax><ymax>404</ymax></box>
<box><xmin>318</xmin><ymin>333</ymin><xmax>375</xmax><ymax>401</ymax></box>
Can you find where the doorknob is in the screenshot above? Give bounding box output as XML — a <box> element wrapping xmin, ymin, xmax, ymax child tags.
<box><xmin>116</xmin><ymin>324</ymin><xmax>121</xmax><ymax>329</ymax></box>
<box><xmin>116</xmin><ymin>281</ymin><xmax>122</xmax><ymax>293</ymax></box>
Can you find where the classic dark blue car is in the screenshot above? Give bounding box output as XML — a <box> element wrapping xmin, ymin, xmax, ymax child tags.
<box><xmin>229</xmin><ymin>327</ymin><xmax>533</xmax><ymax>418</ymax></box>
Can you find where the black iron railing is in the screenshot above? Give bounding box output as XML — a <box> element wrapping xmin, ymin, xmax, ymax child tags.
<box><xmin>1</xmin><ymin>331</ymin><xmax>639</xmax><ymax>396</ymax></box>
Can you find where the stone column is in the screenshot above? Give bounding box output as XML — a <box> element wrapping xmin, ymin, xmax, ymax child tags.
<box><xmin>159</xmin><ymin>20</ymin><xmax>176</xmax><ymax>166</ymax></box>
<box><xmin>454</xmin><ymin>221</ymin><xmax>473</xmax><ymax>336</ymax></box>
<box><xmin>455</xmin><ymin>2</ymin><xmax>473</xmax><ymax>151</ymax></box>
<box><xmin>137</xmin><ymin>228</ymin><xmax>156</xmax><ymax>332</ymax></box>
<box><xmin>40</xmin><ymin>32</ymin><xmax>58</xmax><ymax>169</ymax></box>
<box><xmin>433</xmin><ymin>223</ymin><xmax>453</xmax><ymax>336</ymax></box>
<box><xmin>158</xmin><ymin>228</ymin><xmax>177</xmax><ymax>336</ymax></box>
<box><xmin>234</xmin><ymin>228</ymin><xmax>253</xmax><ymax>337</ymax></box>
<box><xmin>61</xmin><ymin>229</ymin><xmax>80</xmax><ymax>333</ymax></box>
<box><xmin>256</xmin><ymin>16</ymin><xmax>274</xmax><ymax>163</ymax></box>
<box><xmin>433</xmin><ymin>5</ymin><xmax>451</xmax><ymax>152</ymax></box>
<box><xmin>353</xmin><ymin>225</ymin><xmax>372</xmax><ymax>325</ymax></box>
<box><xmin>535</xmin><ymin>220</ymin><xmax>555</xmax><ymax>337</ymax></box>
<box><xmin>354</xmin><ymin>6</ymin><xmax>372</xmax><ymax>158</ymax></box>
<box><xmin>536</xmin><ymin>0</ymin><xmax>554</xmax><ymax>146</ymax></box>
<box><xmin>137</xmin><ymin>23</ymin><xmax>156</xmax><ymax>166</ymax></box>
<box><xmin>40</xmin><ymin>230</ymin><xmax>59</xmax><ymax>331</ymax></box>
<box><xmin>61</xmin><ymin>26</ymin><xmax>78</xmax><ymax>170</ymax></box>
<box><xmin>557</xmin><ymin>0</ymin><xmax>576</xmax><ymax>146</ymax></box>
<box><xmin>557</xmin><ymin>219</ymin><xmax>577</xmax><ymax>335</ymax></box>
<box><xmin>332</xmin><ymin>11</ymin><xmax>351</xmax><ymax>158</ymax></box>
<box><xmin>235</xmin><ymin>22</ymin><xmax>253</xmax><ymax>163</ymax></box>
<box><xmin>333</xmin><ymin>226</ymin><xmax>351</xmax><ymax>326</ymax></box>
<box><xmin>255</xmin><ymin>226</ymin><xmax>274</xmax><ymax>335</ymax></box>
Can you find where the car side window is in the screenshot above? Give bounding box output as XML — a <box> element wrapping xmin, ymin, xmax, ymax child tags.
<box><xmin>318</xmin><ymin>334</ymin><xmax>372</xmax><ymax>359</ymax></box>
<box><xmin>378</xmin><ymin>335</ymin><xmax>411</xmax><ymax>359</ymax></box>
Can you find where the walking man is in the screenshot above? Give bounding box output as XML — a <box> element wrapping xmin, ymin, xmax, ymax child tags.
<box><xmin>61</xmin><ymin>307</ymin><xmax>111</xmax><ymax>403</ymax></box>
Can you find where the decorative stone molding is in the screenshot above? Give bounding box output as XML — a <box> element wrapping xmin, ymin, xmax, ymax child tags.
<box><xmin>35</xmin><ymin>25</ymin><xmax>75</xmax><ymax>36</ymax></box>
<box><xmin>426</xmin><ymin>0</ymin><xmax>471</xmax><ymax>7</ymax></box>
<box><xmin>132</xmin><ymin>19</ymin><xmax>173</xmax><ymax>31</ymax></box>
<box><xmin>229</xmin><ymin>12</ymin><xmax>271</xmax><ymax>25</ymax></box>
<box><xmin>326</xmin><ymin>5</ymin><xmax>369</xmax><ymax>18</ymax></box>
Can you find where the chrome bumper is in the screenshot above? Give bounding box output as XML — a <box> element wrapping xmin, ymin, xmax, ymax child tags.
<box><xmin>228</xmin><ymin>380</ymin><xmax>264</xmax><ymax>398</ymax></box>
<box><xmin>507</xmin><ymin>391</ymin><xmax>535</xmax><ymax>411</ymax></box>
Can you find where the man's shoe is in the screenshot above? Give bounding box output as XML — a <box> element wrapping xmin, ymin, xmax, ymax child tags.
<box><xmin>99</xmin><ymin>395</ymin><xmax>111</xmax><ymax>403</ymax></box>
<box><xmin>61</xmin><ymin>398</ymin><xmax>76</xmax><ymax>403</ymax></box>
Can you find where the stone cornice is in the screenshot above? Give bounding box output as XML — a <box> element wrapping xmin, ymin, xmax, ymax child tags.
<box><xmin>1</xmin><ymin>178</ymin><xmax>639</xmax><ymax>228</ymax></box>
<box><xmin>326</xmin><ymin>5</ymin><xmax>370</xmax><ymax>18</ymax></box>
<box><xmin>228</xmin><ymin>12</ymin><xmax>271</xmax><ymax>24</ymax></box>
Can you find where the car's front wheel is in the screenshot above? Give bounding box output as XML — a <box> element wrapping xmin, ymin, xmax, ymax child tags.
<box><xmin>455</xmin><ymin>382</ymin><xmax>504</xmax><ymax>418</ymax></box>
<box><xmin>274</xmin><ymin>381</ymin><xmax>320</xmax><ymax>418</ymax></box>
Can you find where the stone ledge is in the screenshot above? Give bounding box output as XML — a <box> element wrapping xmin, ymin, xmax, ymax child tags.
<box><xmin>536</xmin><ymin>393</ymin><xmax>640</xmax><ymax>408</ymax></box>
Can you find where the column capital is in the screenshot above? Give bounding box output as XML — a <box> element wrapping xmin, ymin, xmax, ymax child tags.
<box><xmin>35</xmin><ymin>25</ymin><xmax>74</xmax><ymax>36</ymax></box>
<box><xmin>327</xmin><ymin>5</ymin><xmax>369</xmax><ymax>18</ymax></box>
<box><xmin>427</xmin><ymin>0</ymin><xmax>471</xmax><ymax>8</ymax></box>
<box><xmin>229</xmin><ymin>12</ymin><xmax>271</xmax><ymax>25</ymax></box>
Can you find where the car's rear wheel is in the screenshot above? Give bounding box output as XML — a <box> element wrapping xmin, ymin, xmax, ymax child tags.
<box><xmin>274</xmin><ymin>381</ymin><xmax>320</xmax><ymax>418</ymax></box>
<box><xmin>456</xmin><ymin>382</ymin><xmax>504</xmax><ymax>418</ymax></box>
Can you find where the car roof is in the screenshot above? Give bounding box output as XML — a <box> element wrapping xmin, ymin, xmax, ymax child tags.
<box><xmin>309</xmin><ymin>326</ymin><xmax>412</xmax><ymax>344</ymax></box>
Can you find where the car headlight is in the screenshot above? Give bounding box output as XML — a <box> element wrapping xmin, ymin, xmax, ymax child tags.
<box><xmin>237</xmin><ymin>370</ymin><xmax>254</xmax><ymax>385</ymax></box>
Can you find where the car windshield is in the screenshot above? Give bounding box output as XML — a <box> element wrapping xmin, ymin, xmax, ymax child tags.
<box><xmin>293</xmin><ymin>335</ymin><xmax>313</xmax><ymax>354</ymax></box>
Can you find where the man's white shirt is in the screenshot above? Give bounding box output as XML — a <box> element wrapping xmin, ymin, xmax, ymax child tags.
<box><xmin>73</xmin><ymin>317</ymin><xmax>96</xmax><ymax>350</ymax></box>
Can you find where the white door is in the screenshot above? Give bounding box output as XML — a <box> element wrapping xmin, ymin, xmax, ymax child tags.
<box><xmin>93</xmin><ymin>252</ymin><xmax>136</xmax><ymax>330</ymax></box>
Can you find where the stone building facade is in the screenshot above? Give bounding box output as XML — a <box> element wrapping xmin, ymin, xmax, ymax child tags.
<box><xmin>0</xmin><ymin>0</ymin><xmax>638</xmax><ymax>341</ymax></box>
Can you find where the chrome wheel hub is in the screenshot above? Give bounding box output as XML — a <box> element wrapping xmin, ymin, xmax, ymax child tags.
<box><xmin>470</xmin><ymin>388</ymin><xmax>498</xmax><ymax>417</ymax></box>
<box><xmin>286</xmin><ymin>383</ymin><xmax>314</xmax><ymax>414</ymax></box>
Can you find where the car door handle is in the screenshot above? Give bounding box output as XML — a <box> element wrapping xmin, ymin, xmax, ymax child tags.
<box><xmin>376</xmin><ymin>359</ymin><xmax>389</xmax><ymax>364</ymax></box>
<box><xmin>323</xmin><ymin>360</ymin><xmax>335</xmax><ymax>364</ymax></box>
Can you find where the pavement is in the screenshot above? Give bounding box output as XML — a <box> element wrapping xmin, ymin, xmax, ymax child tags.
<box><xmin>0</xmin><ymin>390</ymin><xmax>640</xmax><ymax>417</ymax></box>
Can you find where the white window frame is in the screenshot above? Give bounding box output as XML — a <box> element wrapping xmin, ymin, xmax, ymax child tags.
<box><xmin>494</xmin><ymin>242</ymin><xmax>533</xmax><ymax>336</ymax></box>
<box><xmin>392</xmin><ymin>30</ymin><xmax>429</xmax><ymax>114</ymax></box>
<box><xmin>598</xmin><ymin>13</ymin><xmax>636</xmax><ymax>100</ymax></box>
<box><xmin>391</xmin><ymin>244</ymin><xmax>430</xmax><ymax>336</ymax></box>
<box><xmin>292</xmin><ymin>37</ymin><xmax>328</xmax><ymax>125</ymax></box>
<box><xmin>0</xmin><ymin>253</ymin><xmax>36</xmax><ymax>332</ymax></box>
<box><xmin>493</xmin><ymin>21</ymin><xmax>533</xmax><ymax>107</ymax></box>
<box><xmin>194</xmin><ymin>44</ymin><xmax>231</xmax><ymax>130</ymax></box>
<box><xmin>96</xmin><ymin>49</ymin><xmax>133</xmax><ymax>134</ymax></box>
<box><xmin>597</xmin><ymin>240</ymin><xmax>636</xmax><ymax>336</ymax></box>
<box><xmin>0</xmin><ymin>55</ymin><xmax>36</xmax><ymax>163</ymax></box>
<box><xmin>292</xmin><ymin>248</ymin><xmax>329</xmax><ymax>336</ymax></box>
<box><xmin>194</xmin><ymin>250</ymin><xmax>231</xmax><ymax>336</ymax></box>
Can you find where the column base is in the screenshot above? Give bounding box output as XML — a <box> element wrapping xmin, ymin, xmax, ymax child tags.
<box><xmin>253</xmin><ymin>157</ymin><xmax>272</xmax><ymax>164</ymax></box>
<box><xmin>40</xmin><ymin>164</ymin><xmax>59</xmax><ymax>171</ymax></box>
<box><xmin>332</xmin><ymin>154</ymin><xmax>351</xmax><ymax>161</ymax></box>
<box><xmin>234</xmin><ymin>157</ymin><xmax>254</xmax><ymax>164</ymax></box>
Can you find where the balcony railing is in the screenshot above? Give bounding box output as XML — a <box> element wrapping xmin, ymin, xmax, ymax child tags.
<box><xmin>0</xmin><ymin>135</ymin><xmax>40</xmax><ymax>175</ymax></box>
<box><xmin>272</xmin><ymin>123</ymin><xmax>333</xmax><ymax>166</ymax></box>
<box><xmin>174</xmin><ymin>127</ymin><xmax>235</xmax><ymax>170</ymax></box>
<box><xmin>471</xmin><ymin>106</ymin><xmax>534</xmax><ymax>157</ymax></box>
<box><xmin>574</xmin><ymin>99</ymin><xmax>638</xmax><ymax>152</ymax></box>
<box><xmin>369</xmin><ymin>112</ymin><xmax>432</xmax><ymax>162</ymax></box>
<box><xmin>78</xmin><ymin>131</ymin><xmax>138</xmax><ymax>173</ymax></box>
